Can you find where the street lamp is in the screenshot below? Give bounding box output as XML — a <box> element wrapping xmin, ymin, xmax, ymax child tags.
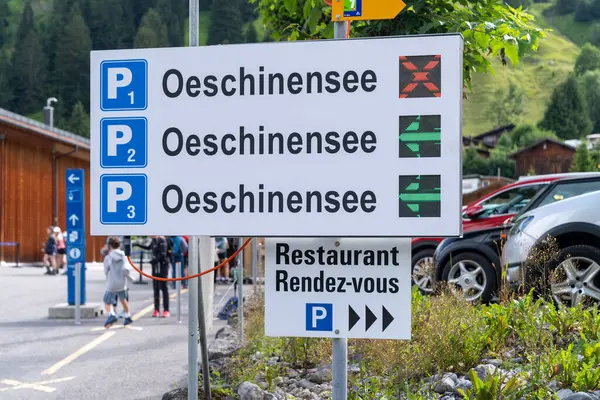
<box><xmin>44</xmin><ymin>97</ymin><xmax>58</xmax><ymax>127</ymax></box>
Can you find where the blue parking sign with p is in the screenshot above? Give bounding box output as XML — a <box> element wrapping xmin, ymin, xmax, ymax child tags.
<box><xmin>100</xmin><ymin>59</ymin><xmax>148</xmax><ymax>111</ymax></box>
<box><xmin>306</xmin><ymin>303</ymin><xmax>333</xmax><ymax>332</ymax></box>
<box><xmin>100</xmin><ymin>117</ymin><xmax>148</xmax><ymax>168</ymax></box>
<box><xmin>100</xmin><ymin>174</ymin><xmax>147</xmax><ymax>225</ymax></box>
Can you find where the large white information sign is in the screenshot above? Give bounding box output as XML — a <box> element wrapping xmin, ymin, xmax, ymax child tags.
<box><xmin>90</xmin><ymin>34</ymin><xmax>463</xmax><ymax>237</ymax></box>
<box><xmin>264</xmin><ymin>238</ymin><xmax>411</xmax><ymax>339</ymax></box>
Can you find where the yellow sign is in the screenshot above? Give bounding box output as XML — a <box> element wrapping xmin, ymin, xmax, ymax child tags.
<box><xmin>332</xmin><ymin>0</ymin><xmax>406</xmax><ymax>21</ymax></box>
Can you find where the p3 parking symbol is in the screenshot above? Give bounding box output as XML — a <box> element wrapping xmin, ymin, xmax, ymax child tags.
<box><xmin>100</xmin><ymin>174</ymin><xmax>147</xmax><ymax>225</ymax></box>
<box><xmin>306</xmin><ymin>303</ymin><xmax>333</xmax><ymax>332</ymax></box>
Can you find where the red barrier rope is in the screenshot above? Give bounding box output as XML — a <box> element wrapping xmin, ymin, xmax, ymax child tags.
<box><xmin>126</xmin><ymin>238</ymin><xmax>252</xmax><ymax>282</ymax></box>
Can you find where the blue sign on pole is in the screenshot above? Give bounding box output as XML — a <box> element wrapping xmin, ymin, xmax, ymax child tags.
<box><xmin>66</xmin><ymin>169</ymin><xmax>86</xmax><ymax>305</ymax></box>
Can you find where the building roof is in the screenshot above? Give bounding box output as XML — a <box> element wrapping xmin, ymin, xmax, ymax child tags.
<box><xmin>509</xmin><ymin>137</ymin><xmax>576</xmax><ymax>158</ymax></box>
<box><xmin>473</xmin><ymin>124</ymin><xmax>516</xmax><ymax>140</ymax></box>
<box><xmin>0</xmin><ymin>107</ymin><xmax>90</xmax><ymax>150</ymax></box>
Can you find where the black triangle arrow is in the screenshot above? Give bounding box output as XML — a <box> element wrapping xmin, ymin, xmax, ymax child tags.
<box><xmin>349</xmin><ymin>305</ymin><xmax>360</xmax><ymax>331</ymax></box>
<box><xmin>365</xmin><ymin>306</ymin><xmax>377</xmax><ymax>331</ymax></box>
<box><xmin>382</xmin><ymin>306</ymin><xmax>394</xmax><ymax>332</ymax></box>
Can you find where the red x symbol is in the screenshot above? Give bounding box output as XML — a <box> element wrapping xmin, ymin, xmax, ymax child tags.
<box><xmin>399</xmin><ymin>55</ymin><xmax>441</xmax><ymax>98</ymax></box>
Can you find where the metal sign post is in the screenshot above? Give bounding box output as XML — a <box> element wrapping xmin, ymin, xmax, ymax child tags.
<box><xmin>332</xmin><ymin>21</ymin><xmax>348</xmax><ymax>400</ymax></box>
<box><xmin>65</xmin><ymin>168</ymin><xmax>86</xmax><ymax>319</ymax></box>
<box><xmin>238</xmin><ymin>237</ymin><xmax>244</xmax><ymax>342</ymax></box>
<box><xmin>176</xmin><ymin>259</ymin><xmax>181</xmax><ymax>324</ymax></box>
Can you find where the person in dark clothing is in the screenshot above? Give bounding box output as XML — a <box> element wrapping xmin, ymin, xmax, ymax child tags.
<box><xmin>139</xmin><ymin>235</ymin><xmax>170</xmax><ymax>318</ymax></box>
<box><xmin>42</xmin><ymin>226</ymin><xmax>58</xmax><ymax>275</ymax></box>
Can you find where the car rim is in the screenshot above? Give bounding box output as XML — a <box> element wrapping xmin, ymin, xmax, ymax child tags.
<box><xmin>413</xmin><ymin>257</ymin><xmax>434</xmax><ymax>293</ymax></box>
<box><xmin>550</xmin><ymin>257</ymin><xmax>600</xmax><ymax>307</ymax></box>
<box><xmin>447</xmin><ymin>260</ymin><xmax>487</xmax><ymax>301</ymax></box>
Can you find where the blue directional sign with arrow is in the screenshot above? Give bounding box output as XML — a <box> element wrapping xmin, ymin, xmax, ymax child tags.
<box><xmin>66</xmin><ymin>169</ymin><xmax>86</xmax><ymax>305</ymax></box>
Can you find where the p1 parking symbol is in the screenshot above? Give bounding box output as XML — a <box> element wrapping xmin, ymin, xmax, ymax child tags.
<box><xmin>100</xmin><ymin>117</ymin><xmax>148</xmax><ymax>168</ymax></box>
<box><xmin>100</xmin><ymin>174</ymin><xmax>147</xmax><ymax>225</ymax></box>
<box><xmin>306</xmin><ymin>303</ymin><xmax>333</xmax><ymax>332</ymax></box>
<box><xmin>100</xmin><ymin>59</ymin><xmax>148</xmax><ymax>111</ymax></box>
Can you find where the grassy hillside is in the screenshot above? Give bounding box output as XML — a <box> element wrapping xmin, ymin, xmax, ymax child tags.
<box><xmin>462</xmin><ymin>5</ymin><xmax>580</xmax><ymax>136</ymax></box>
<box><xmin>534</xmin><ymin>2</ymin><xmax>600</xmax><ymax>46</ymax></box>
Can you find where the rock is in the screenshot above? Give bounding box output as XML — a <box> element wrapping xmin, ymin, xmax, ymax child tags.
<box><xmin>440</xmin><ymin>396</ymin><xmax>457</xmax><ymax>400</ymax></box>
<box><xmin>162</xmin><ymin>388</ymin><xmax>188</xmax><ymax>400</ymax></box>
<box><xmin>487</xmin><ymin>359</ymin><xmax>503</xmax><ymax>367</ymax></box>
<box><xmin>296</xmin><ymin>389</ymin><xmax>315</xmax><ymax>399</ymax></box>
<box><xmin>510</xmin><ymin>357</ymin><xmax>524</xmax><ymax>364</ymax></box>
<box><xmin>563</xmin><ymin>394</ymin><xmax>596</xmax><ymax>400</ymax></box>
<box><xmin>238</xmin><ymin>382</ymin><xmax>265</xmax><ymax>400</ymax></box>
<box><xmin>549</xmin><ymin>380</ymin><xmax>560</xmax><ymax>390</ymax></box>
<box><xmin>298</xmin><ymin>379</ymin><xmax>316</xmax><ymax>390</ymax></box>
<box><xmin>556</xmin><ymin>390</ymin><xmax>574</xmax><ymax>399</ymax></box>
<box><xmin>456</xmin><ymin>378</ymin><xmax>473</xmax><ymax>392</ymax></box>
<box><xmin>443</xmin><ymin>373</ymin><xmax>458</xmax><ymax>384</ymax></box>
<box><xmin>215</xmin><ymin>324</ymin><xmax>237</xmax><ymax>340</ymax></box>
<box><xmin>288</xmin><ymin>369</ymin><xmax>300</xmax><ymax>378</ymax></box>
<box><xmin>471</xmin><ymin>364</ymin><xmax>497</xmax><ymax>381</ymax></box>
<box><xmin>273</xmin><ymin>377</ymin><xmax>284</xmax><ymax>386</ymax></box>
<box><xmin>307</xmin><ymin>368</ymin><xmax>332</xmax><ymax>384</ymax></box>
<box><xmin>434</xmin><ymin>376</ymin><xmax>456</xmax><ymax>394</ymax></box>
<box><xmin>263</xmin><ymin>393</ymin><xmax>276</xmax><ymax>400</ymax></box>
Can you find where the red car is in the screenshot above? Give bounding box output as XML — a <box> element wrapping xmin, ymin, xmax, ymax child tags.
<box><xmin>411</xmin><ymin>172</ymin><xmax>600</xmax><ymax>293</ymax></box>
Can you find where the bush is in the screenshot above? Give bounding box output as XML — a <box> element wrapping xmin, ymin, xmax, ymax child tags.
<box><xmin>575</xmin><ymin>0</ymin><xmax>595</xmax><ymax>21</ymax></box>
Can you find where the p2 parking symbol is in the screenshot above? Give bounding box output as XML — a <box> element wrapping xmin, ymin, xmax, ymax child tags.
<box><xmin>100</xmin><ymin>117</ymin><xmax>148</xmax><ymax>168</ymax></box>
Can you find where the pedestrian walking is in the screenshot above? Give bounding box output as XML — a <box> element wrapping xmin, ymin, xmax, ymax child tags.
<box><xmin>169</xmin><ymin>236</ymin><xmax>188</xmax><ymax>289</ymax></box>
<box><xmin>215</xmin><ymin>237</ymin><xmax>230</xmax><ymax>284</ymax></box>
<box><xmin>42</xmin><ymin>226</ymin><xmax>58</xmax><ymax>275</ymax></box>
<box><xmin>100</xmin><ymin>236</ymin><xmax>127</xmax><ymax>317</ymax></box>
<box><xmin>147</xmin><ymin>236</ymin><xmax>170</xmax><ymax>318</ymax></box>
<box><xmin>102</xmin><ymin>237</ymin><xmax>134</xmax><ymax>328</ymax></box>
<box><xmin>54</xmin><ymin>227</ymin><xmax>66</xmax><ymax>270</ymax></box>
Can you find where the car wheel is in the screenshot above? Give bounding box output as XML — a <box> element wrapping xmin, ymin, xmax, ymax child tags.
<box><xmin>441</xmin><ymin>252</ymin><xmax>497</xmax><ymax>303</ymax></box>
<box><xmin>411</xmin><ymin>249</ymin><xmax>435</xmax><ymax>294</ymax></box>
<box><xmin>545</xmin><ymin>245</ymin><xmax>600</xmax><ymax>307</ymax></box>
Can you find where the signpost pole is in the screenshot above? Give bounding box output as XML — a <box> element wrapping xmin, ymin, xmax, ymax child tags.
<box><xmin>332</xmin><ymin>20</ymin><xmax>348</xmax><ymax>400</ymax></box>
<box><xmin>75</xmin><ymin>262</ymin><xmax>81</xmax><ymax>325</ymax></box>
<box><xmin>177</xmin><ymin>260</ymin><xmax>181</xmax><ymax>324</ymax></box>
<box><xmin>251</xmin><ymin>238</ymin><xmax>257</xmax><ymax>284</ymax></box>
<box><xmin>238</xmin><ymin>237</ymin><xmax>244</xmax><ymax>342</ymax></box>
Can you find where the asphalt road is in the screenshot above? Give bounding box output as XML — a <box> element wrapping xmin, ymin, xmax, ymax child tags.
<box><xmin>0</xmin><ymin>264</ymin><xmax>232</xmax><ymax>400</ymax></box>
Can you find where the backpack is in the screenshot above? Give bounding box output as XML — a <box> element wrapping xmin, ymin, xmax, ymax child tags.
<box><xmin>171</xmin><ymin>236</ymin><xmax>188</xmax><ymax>257</ymax></box>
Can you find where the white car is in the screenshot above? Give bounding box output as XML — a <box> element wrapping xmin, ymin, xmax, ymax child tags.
<box><xmin>503</xmin><ymin>190</ymin><xmax>600</xmax><ymax>306</ymax></box>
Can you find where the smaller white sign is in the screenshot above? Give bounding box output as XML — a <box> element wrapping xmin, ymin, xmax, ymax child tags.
<box><xmin>265</xmin><ymin>238</ymin><xmax>411</xmax><ymax>340</ymax></box>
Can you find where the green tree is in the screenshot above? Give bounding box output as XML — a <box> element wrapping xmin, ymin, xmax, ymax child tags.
<box><xmin>487</xmin><ymin>82</ymin><xmax>525</xmax><ymax>127</ymax></box>
<box><xmin>133</xmin><ymin>0</ymin><xmax>157</xmax><ymax>29</ymax></box>
<box><xmin>575</xmin><ymin>0</ymin><xmax>595</xmax><ymax>21</ymax></box>
<box><xmin>53</xmin><ymin>3</ymin><xmax>92</xmax><ymax>118</ymax></box>
<box><xmin>539</xmin><ymin>76</ymin><xmax>593</xmax><ymax>139</ymax></box>
<box><xmin>570</xmin><ymin>141</ymin><xmax>595</xmax><ymax>172</ymax></box>
<box><xmin>579</xmin><ymin>70</ymin><xmax>600</xmax><ymax>132</ymax></box>
<box><xmin>9</xmin><ymin>3</ymin><xmax>47</xmax><ymax>115</ymax></box>
<box><xmin>157</xmin><ymin>0</ymin><xmax>184</xmax><ymax>47</ymax></box>
<box><xmin>487</xmin><ymin>148</ymin><xmax>516</xmax><ymax>178</ymax></box>
<box><xmin>0</xmin><ymin>53</ymin><xmax>11</xmax><ymax>107</ymax></box>
<box><xmin>253</xmin><ymin>0</ymin><xmax>546</xmax><ymax>89</ymax></box>
<box><xmin>574</xmin><ymin>43</ymin><xmax>600</xmax><ymax>76</ymax></box>
<box><xmin>208</xmin><ymin>0</ymin><xmax>244</xmax><ymax>45</ymax></box>
<box><xmin>592</xmin><ymin>25</ymin><xmax>600</xmax><ymax>48</ymax></box>
<box><xmin>240</xmin><ymin>0</ymin><xmax>259</xmax><ymax>23</ymax></box>
<box><xmin>88</xmin><ymin>0</ymin><xmax>135</xmax><ymax>50</ymax></box>
<box><xmin>510</xmin><ymin>124</ymin><xmax>558</xmax><ymax>148</ymax></box>
<box><xmin>555</xmin><ymin>0</ymin><xmax>579</xmax><ymax>14</ymax></box>
<box><xmin>0</xmin><ymin>0</ymin><xmax>10</xmax><ymax>48</ymax></box>
<box><xmin>463</xmin><ymin>147</ymin><xmax>489</xmax><ymax>175</ymax></box>
<box><xmin>135</xmin><ymin>8</ymin><xmax>169</xmax><ymax>48</ymax></box>
<box><xmin>66</xmin><ymin>101</ymin><xmax>90</xmax><ymax>137</ymax></box>
<box><xmin>245</xmin><ymin>23</ymin><xmax>258</xmax><ymax>43</ymax></box>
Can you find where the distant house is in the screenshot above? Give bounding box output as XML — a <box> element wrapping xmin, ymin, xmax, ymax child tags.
<box><xmin>565</xmin><ymin>133</ymin><xmax>600</xmax><ymax>150</ymax></box>
<box><xmin>463</xmin><ymin>124</ymin><xmax>515</xmax><ymax>157</ymax></box>
<box><xmin>509</xmin><ymin>138</ymin><xmax>576</xmax><ymax>177</ymax></box>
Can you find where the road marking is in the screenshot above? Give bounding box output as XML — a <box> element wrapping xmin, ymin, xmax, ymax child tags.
<box><xmin>0</xmin><ymin>376</ymin><xmax>75</xmax><ymax>393</ymax></box>
<box><xmin>41</xmin><ymin>332</ymin><xmax>115</xmax><ymax>376</ymax></box>
<box><xmin>90</xmin><ymin>325</ymin><xmax>143</xmax><ymax>332</ymax></box>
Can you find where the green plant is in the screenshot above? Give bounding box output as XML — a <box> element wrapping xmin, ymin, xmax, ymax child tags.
<box><xmin>458</xmin><ymin>369</ymin><xmax>523</xmax><ymax>399</ymax></box>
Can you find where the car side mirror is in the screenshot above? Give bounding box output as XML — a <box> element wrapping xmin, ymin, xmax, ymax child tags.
<box><xmin>464</xmin><ymin>205</ymin><xmax>485</xmax><ymax>219</ymax></box>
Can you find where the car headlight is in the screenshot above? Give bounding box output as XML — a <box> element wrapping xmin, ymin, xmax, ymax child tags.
<box><xmin>510</xmin><ymin>215</ymin><xmax>534</xmax><ymax>236</ymax></box>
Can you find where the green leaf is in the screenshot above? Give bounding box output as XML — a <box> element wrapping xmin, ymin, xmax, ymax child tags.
<box><xmin>504</xmin><ymin>42</ymin><xmax>519</xmax><ymax>66</ymax></box>
<box><xmin>303</xmin><ymin>0</ymin><xmax>313</xmax><ymax>19</ymax></box>
<box><xmin>284</xmin><ymin>0</ymin><xmax>296</xmax><ymax>14</ymax></box>
<box><xmin>307</xmin><ymin>6</ymin><xmax>322</xmax><ymax>35</ymax></box>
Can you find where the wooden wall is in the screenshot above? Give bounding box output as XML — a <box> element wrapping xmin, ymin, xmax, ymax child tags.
<box><xmin>0</xmin><ymin>123</ymin><xmax>106</xmax><ymax>263</ymax></box>
<box><xmin>513</xmin><ymin>142</ymin><xmax>575</xmax><ymax>177</ymax></box>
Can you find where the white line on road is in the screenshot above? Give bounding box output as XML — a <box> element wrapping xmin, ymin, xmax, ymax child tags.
<box><xmin>41</xmin><ymin>332</ymin><xmax>115</xmax><ymax>376</ymax></box>
<box><xmin>90</xmin><ymin>325</ymin><xmax>144</xmax><ymax>332</ymax></box>
<box><xmin>0</xmin><ymin>376</ymin><xmax>75</xmax><ymax>393</ymax></box>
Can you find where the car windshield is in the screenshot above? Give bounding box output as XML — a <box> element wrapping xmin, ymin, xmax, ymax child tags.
<box><xmin>512</xmin><ymin>179</ymin><xmax>600</xmax><ymax>221</ymax></box>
